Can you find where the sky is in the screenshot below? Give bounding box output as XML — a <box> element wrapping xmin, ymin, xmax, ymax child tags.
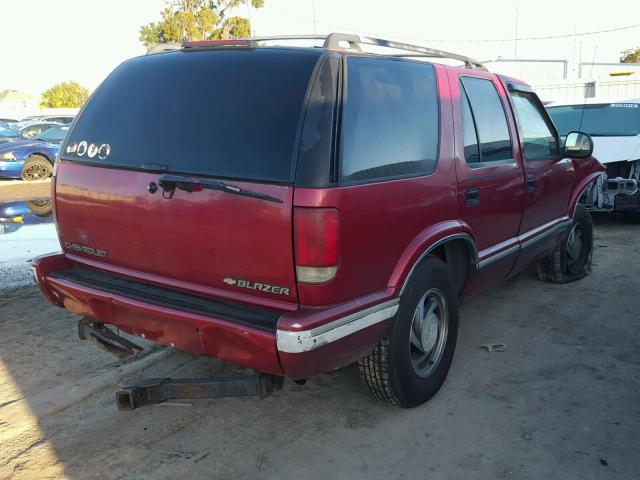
<box><xmin>1</xmin><ymin>0</ymin><xmax>639</xmax><ymax>95</ymax></box>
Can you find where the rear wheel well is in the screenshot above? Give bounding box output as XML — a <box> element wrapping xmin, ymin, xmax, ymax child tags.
<box><xmin>428</xmin><ymin>240</ymin><xmax>473</xmax><ymax>297</ymax></box>
<box><xmin>27</xmin><ymin>153</ymin><xmax>53</xmax><ymax>165</ymax></box>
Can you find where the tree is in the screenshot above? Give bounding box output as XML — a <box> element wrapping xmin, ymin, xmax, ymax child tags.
<box><xmin>40</xmin><ymin>81</ymin><xmax>89</xmax><ymax>108</ymax></box>
<box><xmin>620</xmin><ymin>47</ymin><xmax>640</xmax><ymax>63</ymax></box>
<box><xmin>140</xmin><ymin>0</ymin><xmax>265</xmax><ymax>49</ymax></box>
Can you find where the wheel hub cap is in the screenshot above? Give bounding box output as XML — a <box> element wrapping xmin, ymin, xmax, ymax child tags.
<box><xmin>409</xmin><ymin>288</ymin><xmax>449</xmax><ymax>378</ymax></box>
<box><xmin>421</xmin><ymin>312</ymin><xmax>439</xmax><ymax>353</ymax></box>
<box><xmin>25</xmin><ymin>165</ymin><xmax>47</xmax><ymax>180</ymax></box>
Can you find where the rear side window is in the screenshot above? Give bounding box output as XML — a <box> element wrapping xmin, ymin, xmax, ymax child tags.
<box><xmin>460</xmin><ymin>77</ymin><xmax>513</xmax><ymax>164</ymax></box>
<box><xmin>460</xmin><ymin>87</ymin><xmax>481</xmax><ymax>164</ymax></box>
<box><xmin>510</xmin><ymin>91</ymin><xmax>559</xmax><ymax>160</ymax></box>
<box><xmin>295</xmin><ymin>55</ymin><xmax>339</xmax><ymax>187</ymax></box>
<box><xmin>62</xmin><ymin>49</ymin><xmax>321</xmax><ymax>182</ymax></box>
<box><xmin>340</xmin><ymin>57</ymin><xmax>439</xmax><ymax>183</ymax></box>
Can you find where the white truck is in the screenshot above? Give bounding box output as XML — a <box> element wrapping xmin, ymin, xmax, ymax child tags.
<box><xmin>547</xmin><ymin>98</ymin><xmax>640</xmax><ymax>220</ymax></box>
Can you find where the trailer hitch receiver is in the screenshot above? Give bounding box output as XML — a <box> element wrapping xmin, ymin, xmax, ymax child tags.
<box><xmin>78</xmin><ymin>318</ymin><xmax>143</xmax><ymax>359</ymax></box>
<box><xmin>116</xmin><ymin>373</ymin><xmax>284</xmax><ymax>411</ymax></box>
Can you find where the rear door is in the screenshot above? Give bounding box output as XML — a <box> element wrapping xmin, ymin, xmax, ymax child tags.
<box><xmin>55</xmin><ymin>47</ymin><xmax>324</xmax><ymax>308</ymax></box>
<box><xmin>449</xmin><ymin>71</ymin><xmax>526</xmax><ymax>288</ymax></box>
<box><xmin>504</xmin><ymin>82</ymin><xmax>574</xmax><ymax>267</ymax></box>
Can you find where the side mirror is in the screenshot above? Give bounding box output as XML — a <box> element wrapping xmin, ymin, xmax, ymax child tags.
<box><xmin>563</xmin><ymin>131</ymin><xmax>593</xmax><ymax>158</ymax></box>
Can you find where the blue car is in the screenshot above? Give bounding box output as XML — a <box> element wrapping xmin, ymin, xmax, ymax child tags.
<box><xmin>0</xmin><ymin>199</ymin><xmax>53</xmax><ymax>234</ymax></box>
<box><xmin>0</xmin><ymin>125</ymin><xmax>69</xmax><ymax>180</ymax></box>
<box><xmin>0</xmin><ymin>125</ymin><xmax>20</xmax><ymax>142</ymax></box>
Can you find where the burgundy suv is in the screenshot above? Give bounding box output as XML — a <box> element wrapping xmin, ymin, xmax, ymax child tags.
<box><xmin>34</xmin><ymin>34</ymin><xmax>603</xmax><ymax>407</ymax></box>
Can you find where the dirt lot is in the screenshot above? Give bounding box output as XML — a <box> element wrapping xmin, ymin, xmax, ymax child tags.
<box><xmin>1</xmin><ymin>215</ymin><xmax>639</xmax><ymax>479</ymax></box>
<box><xmin>0</xmin><ymin>179</ymin><xmax>51</xmax><ymax>201</ymax></box>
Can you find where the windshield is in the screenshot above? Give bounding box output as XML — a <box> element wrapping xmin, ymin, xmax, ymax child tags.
<box><xmin>0</xmin><ymin>126</ymin><xmax>19</xmax><ymax>137</ymax></box>
<box><xmin>34</xmin><ymin>125</ymin><xmax>69</xmax><ymax>142</ymax></box>
<box><xmin>547</xmin><ymin>103</ymin><xmax>640</xmax><ymax>137</ymax></box>
<box><xmin>63</xmin><ymin>48</ymin><xmax>322</xmax><ymax>183</ymax></box>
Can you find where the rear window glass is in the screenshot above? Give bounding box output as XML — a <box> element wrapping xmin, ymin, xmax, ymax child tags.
<box><xmin>62</xmin><ymin>48</ymin><xmax>321</xmax><ymax>182</ymax></box>
<box><xmin>340</xmin><ymin>57</ymin><xmax>439</xmax><ymax>183</ymax></box>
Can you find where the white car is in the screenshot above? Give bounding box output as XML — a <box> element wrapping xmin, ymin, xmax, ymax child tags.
<box><xmin>547</xmin><ymin>98</ymin><xmax>640</xmax><ymax>219</ymax></box>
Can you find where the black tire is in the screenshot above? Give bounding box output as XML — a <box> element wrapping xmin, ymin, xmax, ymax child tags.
<box><xmin>537</xmin><ymin>204</ymin><xmax>593</xmax><ymax>283</ymax></box>
<box><xmin>358</xmin><ymin>256</ymin><xmax>459</xmax><ymax>407</ymax></box>
<box><xmin>21</xmin><ymin>155</ymin><xmax>52</xmax><ymax>181</ymax></box>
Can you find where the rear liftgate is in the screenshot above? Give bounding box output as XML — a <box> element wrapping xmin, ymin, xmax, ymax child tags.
<box><xmin>78</xmin><ymin>318</ymin><xmax>284</xmax><ymax>411</ymax></box>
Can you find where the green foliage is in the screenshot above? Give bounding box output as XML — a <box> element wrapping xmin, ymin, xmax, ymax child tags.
<box><xmin>140</xmin><ymin>0</ymin><xmax>264</xmax><ymax>49</ymax></box>
<box><xmin>40</xmin><ymin>81</ymin><xmax>89</xmax><ymax>108</ymax></box>
<box><xmin>620</xmin><ymin>47</ymin><xmax>640</xmax><ymax>63</ymax></box>
<box><xmin>212</xmin><ymin>16</ymin><xmax>251</xmax><ymax>40</ymax></box>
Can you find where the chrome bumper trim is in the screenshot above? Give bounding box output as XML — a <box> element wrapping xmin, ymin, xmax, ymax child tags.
<box><xmin>276</xmin><ymin>299</ymin><xmax>399</xmax><ymax>353</ymax></box>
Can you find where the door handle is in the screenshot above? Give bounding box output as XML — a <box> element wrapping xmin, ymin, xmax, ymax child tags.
<box><xmin>466</xmin><ymin>188</ymin><xmax>480</xmax><ymax>206</ymax></box>
<box><xmin>527</xmin><ymin>177</ymin><xmax>536</xmax><ymax>192</ymax></box>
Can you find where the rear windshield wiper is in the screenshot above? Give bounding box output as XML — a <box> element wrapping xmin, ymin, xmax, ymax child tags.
<box><xmin>155</xmin><ymin>174</ymin><xmax>283</xmax><ymax>203</ymax></box>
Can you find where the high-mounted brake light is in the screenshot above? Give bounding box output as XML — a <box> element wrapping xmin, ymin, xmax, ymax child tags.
<box><xmin>182</xmin><ymin>39</ymin><xmax>257</xmax><ymax>49</ymax></box>
<box><xmin>294</xmin><ymin>208</ymin><xmax>339</xmax><ymax>284</ymax></box>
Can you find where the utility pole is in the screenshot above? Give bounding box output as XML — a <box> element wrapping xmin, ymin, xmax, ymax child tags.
<box><xmin>514</xmin><ymin>0</ymin><xmax>519</xmax><ymax>59</ymax></box>
<box><xmin>246</xmin><ymin>0</ymin><xmax>253</xmax><ymax>36</ymax></box>
<box><xmin>312</xmin><ymin>0</ymin><xmax>317</xmax><ymax>35</ymax></box>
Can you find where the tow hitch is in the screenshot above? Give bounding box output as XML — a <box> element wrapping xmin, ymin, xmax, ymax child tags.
<box><xmin>116</xmin><ymin>373</ymin><xmax>284</xmax><ymax>410</ymax></box>
<box><xmin>78</xmin><ymin>318</ymin><xmax>143</xmax><ymax>359</ymax></box>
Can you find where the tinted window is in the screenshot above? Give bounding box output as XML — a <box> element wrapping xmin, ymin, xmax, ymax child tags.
<box><xmin>461</xmin><ymin>77</ymin><xmax>512</xmax><ymax>163</ymax></box>
<box><xmin>547</xmin><ymin>103</ymin><xmax>640</xmax><ymax>137</ymax></box>
<box><xmin>63</xmin><ymin>49</ymin><xmax>321</xmax><ymax>182</ymax></box>
<box><xmin>510</xmin><ymin>91</ymin><xmax>559</xmax><ymax>160</ymax></box>
<box><xmin>296</xmin><ymin>56</ymin><xmax>338</xmax><ymax>186</ymax></box>
<box><xmin>460</xmin><ymin>86</ymin><xmax>480</xmax><ymax>164</ymax></box>
<box><xmin>340</xmin><ymin>57</ymin><xmax>439</xmax><ymax>183</ymax></box>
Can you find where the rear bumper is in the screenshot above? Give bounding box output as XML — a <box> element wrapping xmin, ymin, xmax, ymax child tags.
<box><xmin>33</xmin><ymin>253</ymin><xmax>397</xmax><ymax>379</ymax></box>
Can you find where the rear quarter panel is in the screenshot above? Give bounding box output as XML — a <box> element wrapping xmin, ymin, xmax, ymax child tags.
<box><xmin>294</xmin><ymin>64</ymin><xmax>462</xmax><ymax>306</ymax></box>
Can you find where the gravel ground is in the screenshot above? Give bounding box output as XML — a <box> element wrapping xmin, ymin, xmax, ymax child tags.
<box><xmin>0</xmin><ymin>216</ymin><xmax>639</xmax><ymax>480</ymax></box>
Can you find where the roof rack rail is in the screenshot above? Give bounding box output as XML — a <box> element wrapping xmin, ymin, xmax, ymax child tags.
<box><xmin>250</xmin><ymin>32</ymin><xmax>486</xmax><ymax>70</ymax></box>
<box><xmin>146</xmin><ymin>33</ymin><xmax>485</xmax><ymax>69</ymax></box>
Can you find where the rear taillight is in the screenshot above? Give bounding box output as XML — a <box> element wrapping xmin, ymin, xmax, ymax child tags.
<box><xmin>294</xmin><ymin>208</ymin><xmax>339</xmax><ymax>284</ymax></box>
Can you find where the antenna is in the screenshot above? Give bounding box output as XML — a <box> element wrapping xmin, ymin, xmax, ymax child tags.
<box><xmin>514</xmin><ymin>0</ymin><xmax>519</xmax><ymax>59</ymax></box>
<box><xmin>578</xmin><ymin>45</ymin><xmax>597</xmax><ymax>132</ymax></box>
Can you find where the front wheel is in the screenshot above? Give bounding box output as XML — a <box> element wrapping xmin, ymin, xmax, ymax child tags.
<box><xmin>359</xmin><ymin>256</ymin><xmax>459</xmax><ymax>407</ymax></box>
<box><xmin>537</xmin><ymin>204</ymin><xmax>593</xmax><ymax>283</ymax></box>
<box><xmin>21</xmin><ymin>155</ymin><xmax>52</xmax><ymax>181</ymax></box>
